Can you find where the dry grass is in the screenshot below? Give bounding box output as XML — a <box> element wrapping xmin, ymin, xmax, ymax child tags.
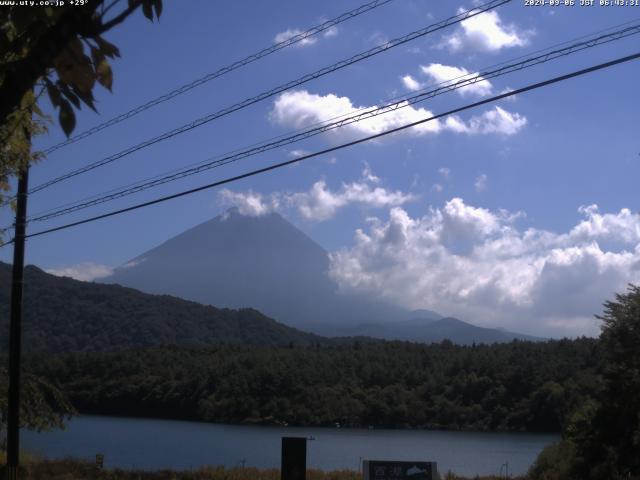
<box><xmin>0</xmin><ymin>457</ymin><xmax>523</xmax><ymax>480</ymax></box>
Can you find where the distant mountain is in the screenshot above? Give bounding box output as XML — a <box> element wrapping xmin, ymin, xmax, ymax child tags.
<box><xmin>103</xmin><ymin>208</ymin><xmax>408</xmax><ymax>331</ymax></box>
<box><xmin>336</xmin><ymin>317</ymin><xmax>545</xmax><ymax>345</ymax></box>
<box><xmin>409</xmin><ymin>309</ymin><xmax>443</xmax><ymax>322</ymax></box>
<box><xmin>0</xmin><ymin>262</ymin><xmax>329</xmax><ymax>353</ymax></box>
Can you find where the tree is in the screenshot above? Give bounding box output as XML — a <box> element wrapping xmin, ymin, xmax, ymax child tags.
<box><xmin>566</xmin><ymin>284</ymin><xmax>640</xmax><ymax>479</ymax></box>
<box><xmin>0</xmin><ymin>0</ymin><xmax>164</xmax><ymax>442</ymax></box>
<box><xmin>0</xmin><ymin>366</ymin><xmax>76</xmax><ymax>448</ymax></box>
<box><xmin>0</xmin><ymin>0</ymin><xmax>163</xmax><ymax>223</ymax></box>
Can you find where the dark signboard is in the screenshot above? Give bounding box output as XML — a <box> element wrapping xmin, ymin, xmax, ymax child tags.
<box><xmin>281</xmin><ymin>437</ymin><xmax>307</xmax><ymax>480</ymax></box>
<box><xmin>363</xmin><ymin>460</ymin><xmax>437</xmax><ymax>480</ymax></box>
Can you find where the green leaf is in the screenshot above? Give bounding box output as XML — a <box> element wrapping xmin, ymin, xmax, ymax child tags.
<box><xmin>71</xmin><ymin>85</ymin><xmax>98</xmax><ymax>112</ymax></box>
<box><xmin>153</xmin><ymin>0</ymin><xmax>163</xmax><ymax>19</ymax></box>
<box><xmin>46</xmin><ymin>81</ymin><xmax>61</xmax><ymax>108</ymax></box>
<box><xmin>57</xmin><ymin>81</ymin><xmax>81</xmax><ymax>109</ymax></box>
<box><xmin>96</xmin><ymin>58</ymin><xmax>113</xmax><ymax>91</ymax></box>
<box><xmin>67</xmin><ymin>37</ymin><xmax>84</xmax><ymax>61</ymax></box>
<box><xmin>32</xmin><ymin>102</ymin><xmax>45</xmax><ymax>118</ymax></box>
<box><xmin>91</xmin><ymin>46</ymin><xmax>113</xmax><ymax>91</ymax></box>
<box><xmin>58</xmin><ymin>98</ymin><xmax>76</xmax><ymax>137</ymax></box>
<box><xmin>142</xmin><ymin>0</ymin><xmax>154</xmax><ymax>21</ymax></box>
<box><xmin>94</xmin><ymin>36</ymin><xmax>121</xmax><ymax>59</ymax></box>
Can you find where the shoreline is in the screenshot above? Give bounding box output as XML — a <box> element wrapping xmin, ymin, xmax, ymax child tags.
<box><xmin>62</xmin><ymin>412</ymin><xmax>562</xmax><ymax>435</ymax></box>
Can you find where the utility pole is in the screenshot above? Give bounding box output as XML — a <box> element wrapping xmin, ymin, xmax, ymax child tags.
<box><xmin>6</xmin><ymin>142</ymin><xmax>30</xmax><ymax>479</ymax></box>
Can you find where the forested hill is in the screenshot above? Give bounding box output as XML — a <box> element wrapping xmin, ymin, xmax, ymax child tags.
<box><xmin>27</xmin><ymin>338</ymin><xmax>602</xmax><ymax>432</ymax></box>
<box><xmin>0</xmin><ymin>262</ymin><xmax>327</xmax><ymax>352</ymax></box>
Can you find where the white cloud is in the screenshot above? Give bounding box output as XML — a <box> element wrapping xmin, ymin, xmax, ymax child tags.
<box><xmin>323</xmin><ymin>26</ymin><xmax>338</xmax><ymax>38</ymax></box>
<box><xmin>288</xmin><ymin>166</ymin><xmax>417</xmax><ymax>221</ymax></box>
<box><xmin>289</xmin><ymin>149</ymin><xmax>310</xmax><ymax>158</ymax></box>
<box><xmin>441</xmin><ymin>9</ymin><xmax>530</xmax><ymax>53</ymax></box>
<box><xmin>273</xmin><ymin>24</ymin><xmax>338</xmax><ymax>47</ymax></box>
<box><xmin>475</xmin><ymin>173</ymin><xmax>488</xmax><ymax>192</ymax></box>
<box><xmin>499</xmin><ymin>87</ymin><xmax>517</xmax><ymax>101</ymax></box>
<box><xmin>273</xmin><ymin>28</ymin><xmax>317</xmax><ymax>47</ymax></box>
<box><xmin>362</xmin><ymin>162</ymin><xmax>380</xmax><ymax>184</ymax></box>
<box><xmin>328</xmin><ymin>200</ymin><xmax>640</xmax><ymax>337</ymax></box>
<box><xmin>271</xmin><ymin>90</ymin><xmax>442</xmax><ymax>138</ymax></box>
<box><xmin>446</xmin><ymin>106</ymin><xmax>527</xmax><ymax>135</ymax></box>
<box><xmin>401</xmin><ymin>74</ymin><xmax>422</xmax><ymax>92</ymax></box>
<box><xmin>271</xmin><ymin>90</ymin><xmax>527</xmax><ymax>140</ymax></box>
<box><xmin>421</xmin><ymin>64</ymin><xmax>492</xmax><ymax>97</ymax></box>
<box><xmin>218</xmin><ymin>189</ymin><xmax>280</xmax><ymax>217</ymax></box>
<box><xmin>439</xmin><ymin>167</ymin><xmax>451</xmax><ymax>179</ymax></box>
<box><xmin>219</xmin><ymin>166</ymin><xmax>416</xmax><ymax>222</ymax></box>
<box><xmin>46</xmin><ymin>263</ymin><xmax>113</xmax><ymax>282</ymax></box>
<box><xmin>431</xmin><ymin>183</ymin><xmax>444</xmax><ymax>193</ymax></box>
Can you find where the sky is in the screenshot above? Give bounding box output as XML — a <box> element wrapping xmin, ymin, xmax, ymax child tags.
<box><xmin>2</xmin><ymin>0</ymin><xmax>640</xmax><ymax>338</ymax></box>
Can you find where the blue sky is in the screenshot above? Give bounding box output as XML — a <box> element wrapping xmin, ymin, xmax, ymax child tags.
<box><xmin>2</xmin><ymin>0</ymin><xmax>640</xmax><ymax>337</ymax></box>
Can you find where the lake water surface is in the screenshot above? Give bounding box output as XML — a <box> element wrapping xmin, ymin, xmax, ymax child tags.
<box><xmin>23</xmin><ymin>415</ymin><xmax>558</xmax><ymax>477</ymax></box>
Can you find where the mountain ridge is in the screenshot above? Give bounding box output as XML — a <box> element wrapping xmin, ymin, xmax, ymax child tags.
<box><xmin>0</xmin><ymin>261</ymin><xmax>330</xmax><ymax>353</ymax></box>
<box><xmin>103</xmin><ymin>208</ymin><xmax>409</xmax><ymax>331</ymax></box>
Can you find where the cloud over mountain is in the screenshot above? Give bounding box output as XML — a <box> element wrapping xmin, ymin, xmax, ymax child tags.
<box><xmin>218</xmin><ymin>166</ymin><xmax>416</xmax><ymax>222</ymax></box>
<box><xmin>329</xmin><ymin>200</ymin><xmax>640</xmax><ymax>337</ymax></box>
<box><xmin>46</xmin><ymin>262</ymin><xmax>114</xmax><ymax>282</ymax></box>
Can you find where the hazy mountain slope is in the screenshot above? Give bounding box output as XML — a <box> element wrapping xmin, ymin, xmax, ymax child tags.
<box><xmin>336</xmin><ymin>317</ymin><xmax>545</xmax><ymax>345</ymax></box>
<box><xmin>103</xmin><ymin>208</ymin><xmax>408</xmax><ymax>330</ymax></box>
<box><xmin>0</xmin><ymin>262</ymin><xmax>328</xmax><ymax>353</ymax></box>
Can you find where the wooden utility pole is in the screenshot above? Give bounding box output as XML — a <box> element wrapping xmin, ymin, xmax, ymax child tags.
<box><xmin>6</xmin><ymin>157</ymin><xmax>30</xmax><ymax>479</ymax></box>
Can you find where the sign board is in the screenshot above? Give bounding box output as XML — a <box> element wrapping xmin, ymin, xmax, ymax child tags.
<box><xmin>281</xmin><ymin>437</ymin><xmax>307</xmax><ymax>480</ymax></box>
<box><xmin>363</xmin><ymin>460</ymin><xmax>438</xmax><ymax>480</ymax></box>
<box><xmin>95</xmin><ymin>454</ymin><xmax>104</xmax><ymax>469</ymax></box>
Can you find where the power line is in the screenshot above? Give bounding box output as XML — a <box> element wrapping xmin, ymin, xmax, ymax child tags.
<box><xmin>20</xmin><ymin>51</ymin><xmax>640</xmax><ymax>241</ymax></box>
<box><xmin>41</xmin><ymin>0</ymin><xmax>397</xmax><ymax>155</ymax></box>
<box><xmin>25</xmin><ymin>22</ymin><xmax>640</xmax><ymax>224</ymax></box>
<box><xmin>25</xmin><ymin>15</ymin><xmax>640</xmax><ymax>223</ymax></box>
<box><xmin>28</xmin><ymin>0</ymin><xmax>511</xmax><ymax>195</ymax></box>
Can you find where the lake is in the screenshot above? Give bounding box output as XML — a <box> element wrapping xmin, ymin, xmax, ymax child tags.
<box><xmin>23</xmin><ymin>415</ymin><xmax>558</xmax><ymax>477</ymax></box>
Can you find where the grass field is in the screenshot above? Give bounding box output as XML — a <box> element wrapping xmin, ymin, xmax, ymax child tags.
<box><xmin>0</xmin><ymin>456</ymin><xmax>522</xmax><ymax>480</ymax></box>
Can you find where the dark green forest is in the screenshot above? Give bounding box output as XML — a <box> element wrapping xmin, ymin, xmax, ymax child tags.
<box><xmin>0</xmin><ymin>262</ymin><xmax>329</xmax><ymax>352</ymax></box>
<box><xmin>25</xmin><ymin>338</ymin><xmax>601</xmax><ymax>433</ymax></box>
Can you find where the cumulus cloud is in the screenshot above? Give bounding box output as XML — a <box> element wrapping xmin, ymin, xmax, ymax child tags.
<box><xmin>289</xmin><ymin>149</ymin><xmax>311</xmax><ymax>158</ymax></box>
<box><xmin>273</xmin><ymin>26</ymin><xmax>338</xmax><ymax>47</ymax></box>
<box><xmin>474</xmin><ymin>173</ymin><xmax>488</xmax><ymax>192</ymax></box>
<box><xmin>46</xmin><ymin>263</ymin><xmax>114</xmax><ymax>282</ymax></box>
<box><xmin>290</xmin><ymin>179</ymin><xmax>416</xmax><ymax>221</ymax></box>
<box><xmin>499</xmin><ymin>87</ymin><xmax>517</xmax><ymax>101</ymax></box>
<box><xmin>218</xmin><ymin>189</ymin><xmax>280</xmax><ymax>217</ymax></box>
<box><xmin>288</xmin><ymin>164</ymin><xmax>416</xmax><ymax>221</ymax></box>
<box><xmin>439</xmin><ymin>167</ymin><xmax>451</xmax><ymax>179</ymax></box>
<box><xmin>445</xmin><ymin>106</ymin><xmax>527</xmax><ymax>135</ymax></box>
<box><xmin>271</xmin><ymin>90</ymin><xmax>527</xmax><ymax>139</ymax></box>
<box><xmin>271</xmin><ymin>90</ymin><xmax>442</xmax><ymax>138</ymax></box>
<box><xmin>218</xmin><ymin>166</ymin><xmax>416</xmax><ymax>222</ymax></box>
<box><xmin>274</xmin><ymin>28</ymin><xmax>318</xmax><ymax>47</ymax></box>
<box><xmin>328</xmin><ymin>200</ymin><xmax>640</xmax><ymax>337</ymax></box>
<box><xmin>401</xmin><ymin>74</ymin><xmax>422</xmax><ymax>92</ymax></box>
<box><xmin>441</xmin><ymin>9</ymin><xmax>530</xmax><ymax>52</ymax></box>
<box><xmin>421</xmin><ymin>63</ymin><xmax>493</xmax><ymax>97</ymax></box>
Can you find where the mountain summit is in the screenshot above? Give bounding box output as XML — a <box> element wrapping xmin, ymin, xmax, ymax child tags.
<box><xmin>104</xmin><ymin>208</ymin><xmax>405</xmax><ymax>331</ymax></box>
<box><xmin>103</xmin><ymin>208</ymin><xmax>542</xmax><ymax>343</ymax></box>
